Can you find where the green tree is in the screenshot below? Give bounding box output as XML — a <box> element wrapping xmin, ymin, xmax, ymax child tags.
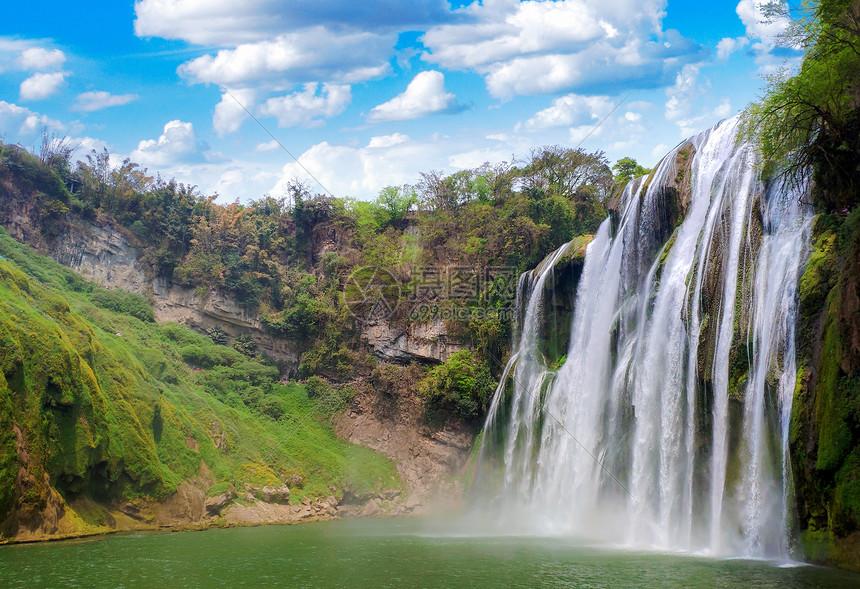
<box><xmin>612</xmin><ymin>157</ymin><xmax>651</xmax><ymax>185</ymax></box>
<box><xmin>746</xmin><ymin>0</ymin><xmax>860</xmax><ymax>210</ymax></box>
<box><xmin>373</xmin><ymin>185</ymin><xmax>418</xmax><ymax>228</ymax></box>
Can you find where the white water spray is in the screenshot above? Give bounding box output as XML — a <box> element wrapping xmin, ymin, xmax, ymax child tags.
<box><xmin>473</xmin><ymin>117</ymin><xmax>813</xmax><ymax>559</ymax></box>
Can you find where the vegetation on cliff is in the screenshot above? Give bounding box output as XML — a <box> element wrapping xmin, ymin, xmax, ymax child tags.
<box><xmin>0</xmin><ymin>227</ymin><xmax>399</xmax><ymax>539</ymax></box>
<box><xmin>1</xmin><ymin>138</ymin><xmax>616</xmax><ymax>419</ymax></box>
<box><xmin>746</xmin><ymin>0</ymin><xmax>860</xmax><ymax>571</ymax></box>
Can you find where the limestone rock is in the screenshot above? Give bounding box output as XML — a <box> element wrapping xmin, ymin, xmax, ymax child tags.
<box><xmin>261</xmin><ymin>484</ymin><xmax>290</xmax><ymax>504</ymax></box>
<box><xmin>204</xmin><ymin>492</ymin><xmax>234</xmax><ymax>516</ymax></box>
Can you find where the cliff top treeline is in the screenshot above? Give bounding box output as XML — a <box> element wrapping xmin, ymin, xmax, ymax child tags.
<box><xmin>0</xmin><ymin>138</ymin><xmax>623</xmax><ymax>413</ymax></box>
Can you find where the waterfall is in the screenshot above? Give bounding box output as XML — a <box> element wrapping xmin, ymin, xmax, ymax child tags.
<box><xmin>472</xmin><ymin>116</ymin><xmax>813</xmax><ymax>559</ymax></box>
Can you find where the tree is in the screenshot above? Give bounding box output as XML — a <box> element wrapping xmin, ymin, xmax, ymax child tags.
<box><xmin>373</xmin><ymin>185</ymin><xmax>418</xmax><ymax>228</ymax></box>
<box><xmin>519</xmin><ymin>146</ymin><xmax>614</xmax><ymax>202</ymax></box>
<box><xmin>612</xmin><ymin>157</ymin><xmax>651</xmax><ymax>185</ymax></box>
<box><xmin>746</xmin><ymin>0</ymin><xmax>860</xmax><ymax>210</ymax></box>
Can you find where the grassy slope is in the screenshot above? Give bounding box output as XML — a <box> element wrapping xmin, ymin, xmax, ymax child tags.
<box><xmin>0</xmin><ymin>226</ymin><xmax>399</xmax><ymax>538</ymax></box>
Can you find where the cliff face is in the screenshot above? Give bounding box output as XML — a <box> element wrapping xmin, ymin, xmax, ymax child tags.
<box><xmin>46</xmin><ymin>221</ymin><xmax>301</xmax><ymax>369</ymax></box>
<box><xmin>19</xmin><ymin>217</ymin><xmax>468</xmax><ymax>373</ymax></box>
<box><xmin>792</xmin><ymin>210</ymin><xmax>860</xmax><ymax>571</ymax></box>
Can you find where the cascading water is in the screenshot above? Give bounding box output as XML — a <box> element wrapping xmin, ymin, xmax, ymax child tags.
<box><xmin>473</xmin><ymin>116</ymin><xmax>813</xmax><ymax>560</ymax></box>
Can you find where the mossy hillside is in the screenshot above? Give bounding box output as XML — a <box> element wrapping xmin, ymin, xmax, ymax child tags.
<box><xmin>0</xmin><ymin>228</ymin><xmax>400</xmax><ymax>535</ymax></box>
<box><xmin>792</xmin><ymin>209</ymin><xmax>860</xmax><ymax>570</ymax></box>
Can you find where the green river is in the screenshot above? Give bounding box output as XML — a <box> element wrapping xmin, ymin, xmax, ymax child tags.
<box><xmin>1</xmin><ymin>519</ymin><xmax>858</xmax><ymax>588</ymax></box>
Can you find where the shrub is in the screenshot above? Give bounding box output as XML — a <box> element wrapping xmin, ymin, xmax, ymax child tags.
<box><xmin>418</xmin><ymin>350</ymin><xmax>495</xmax><ymax>420</ymax></box>
<box><xmin>89</xmin><ymin>287</ymin><xmax>156</xmax><ymax>322</ymax></box>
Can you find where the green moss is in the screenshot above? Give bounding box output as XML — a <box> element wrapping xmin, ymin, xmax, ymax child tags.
<box><xmin>0</xmin><ymin>227</ymin><xmax>401</xmax><ymax>532</ymax></box>
<box><xmin>814</xmin><ymin>286</ymin><xmax>852</xmax><ymax>472</ymax></box>
<box><xmin>833</xmin><ymin>447</ymin><xmax>860</xmax><ymax>533</ymax></box>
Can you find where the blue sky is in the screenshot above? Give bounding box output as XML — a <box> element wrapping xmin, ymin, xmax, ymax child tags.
<box><xmin>0</xmin><ymin>0</ymin><xmax>799</xmax><ymax>201</ymax></box>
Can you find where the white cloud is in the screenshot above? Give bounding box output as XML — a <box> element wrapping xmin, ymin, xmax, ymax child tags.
<box><xmin>569</xmin><ymin>124</ymin><xmax>603</xmax><ymax>144</ymax></box>
<box><xmin>664</xmin><ymin>65</ymin><xmax>734</xmax><ymax>136</ymax></box>
<box><xmin>213</xmin><ymin>88</ymin><xmax>256</xmax><ymax>136</ymax></box>
<box><xmin>520</xmin><ymin>94</ymin><xmax>612</xmax><ymax>131</ymax></box>
<box><xmin>716</xmin><ymin>36</ymin><xmax>749</xmax><ymax>60</ymax></box>
<box><xmin>651</xmin><ymin>143</ymin><xmax>670</xmax><ymax>159</ymax></box>
<box><xmin>0</xmin><ymin>100</ymin><xmax>65</xmax><ymax>136</ymax></box>
<box><xmin>421</xmin><ymin>0</ymin><xmax>703</xmax><ymax>99</ymax></box>
<box><xmin>73</xmin><ymin>91</ymin><xmax>138</xmax><ymax>112</ymax></box>
<box><xmin>255</xmin><ymin>139</ymin><xmax>280</xmax><ymax>152</ymax></box>
<box><xmin>367</xmin><ymin>71</ymin><xmax>462</xmax><ymax>123</ymax></box>
<box><xmin>713</xmin><ymin>97</ymin><xmax>732</xmax><ymax>119</ymax></box>
<box><xmin>260</xmin><ymin>83</ymin><xmax>351</xmax><ymax>127</ymax></box>
<box><xmin>367</xmin><ymin>133</ymin><xmax>409</xmax><ymax>148</ymax></box>
<box><xmin>624</xmin><ymin>111</ymin><xmax>642</xmax><ymax>122</ymax></box>
<box><xmin>19</xmin><ymin>72</ymin><xmax>66</xmax><ymax>101</ymax></box>
<box><xmin>736</xmin><ymin>0</ymin><xmax>789</xmax><ymax>46</ymax></box>
<box><xmin>178</xmin><ymin>29</ymin><xmax>392</xmax><ymax>87</ymax></box>
<box><xmin>131</xmin><ymin>120</ymin><xmax>200</xmax><ymax>167</ymax></box>
<box><xmin>423</xmin><ymin>0</ymin><xmax>607</xmax><ymax>70</ymax></box>
<box><xmin>268</xmin><ymin>129</ymin><xmax>539</xmax><ymax>200</ymax></box>
<box><xmin>134</xmin><ymin>0</ymin><xmax>453</xmax><ymax>45</ymax></box>
<box><xmin>664</xmin><ymin>64</ymin><xmax>700</xmax><ymax>122</ymax></box>
<box><xmin>17</xmin><ymin>47</ymin><xmax>66</xmax><ymax>70</ymax></box>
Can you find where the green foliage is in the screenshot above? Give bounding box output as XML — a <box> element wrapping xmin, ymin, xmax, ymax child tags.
<box><xmin>0</xmin><ymin>229</ymin><xmax>400</xmax><ymax>527</ymax></box>
<box><xmin>232</xmin><ymin>333</ymin><xmax>258</xmax><ymax>357</ymax></box>
<box><xmin>373</xmin><ymin>185</ymin><xmax>418</xmax><ymax>228</ymax></box>
<box><xmin>746</xmin><ymin>0</ymin><xmax>860</xmax><ymax>211</ymax></box>
<box><xmin>613</xmin><ymin>157</ymin><xmax>651</xmax><ymax>185</ymax></box>
<box><xmin>419</xmin><ymin>351</ymin><xmax>495</xmax><ymax>420</ymax></box>
<box><xmin>89</xmin><ymin>288</ymin><xmax>155</xmax><ymax>322</ymax></box>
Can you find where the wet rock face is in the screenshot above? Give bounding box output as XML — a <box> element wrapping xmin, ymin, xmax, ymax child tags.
<box><xmin>361</xmin><ymin>318</ymin><xmax>469</xmax><ymax>365</ymax></box>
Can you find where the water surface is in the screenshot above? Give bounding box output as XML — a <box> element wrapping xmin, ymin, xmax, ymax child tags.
<box><xmin>1</xmin><ymin>519</ymin><xmax>858</xmax><ymax>588</ymax></box>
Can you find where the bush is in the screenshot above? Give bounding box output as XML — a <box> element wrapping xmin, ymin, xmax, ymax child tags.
<box><xmin>418</xmin><ymin>350</ymin><xmax>496</xmax><ymax>420</ymax></box>
<box><xmin>180</xmin><ymin>343</ymin><xmax>245</xmax><ymax>369</ymax></box>
<box><xmin>89</xmin><ymin>287</ymin><xmax>155</xmax><ymax>322</ymax></box>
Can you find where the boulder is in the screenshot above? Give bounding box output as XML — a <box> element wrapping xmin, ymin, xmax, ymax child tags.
<box><xmin>205</xmin><ymin>492</ymin><xmax>234</xmax><ymax>516</ymax></box>
<box><xmin>262</xmin><ymin>485</ymin><xmax>291</xmax><ymax>504</ymax></box>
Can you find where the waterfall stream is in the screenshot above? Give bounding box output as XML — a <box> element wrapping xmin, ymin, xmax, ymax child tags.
<box><xmin>473</xmin><ymin>117</ymin><xmax>813</xmax><ymax>559</ymax></box>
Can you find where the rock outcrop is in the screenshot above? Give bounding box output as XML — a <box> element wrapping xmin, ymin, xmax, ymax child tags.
<box><xmin>47</xmin><ymin>221</ymin><xmax>301</xmax><ymax>366</ymax></box>
<box><xmin>335</xmin><ymin>381</ymin><xmax>474</xmax><ymax>512</ymax></box>
<box><xmin>361</xmin><ymin>318</ymin><xmax>469</xmax><ymax>364</ymax></box>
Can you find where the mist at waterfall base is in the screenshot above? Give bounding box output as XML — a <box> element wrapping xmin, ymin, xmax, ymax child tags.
<box><xmin>466</xmin><ymin>116</ymin><xmax>814</xmax><ymax>561</ymax></box>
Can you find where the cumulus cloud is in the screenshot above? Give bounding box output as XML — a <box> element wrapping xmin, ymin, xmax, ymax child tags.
<box><xmin>664</xmin><ymin>64</ymin><xmax>701</xmax><ymax>122</ymax></box>
<box><xmin>0</xmin><ymin>100</ymin><xmax>65</xmax><ymax>136</ymax></box>
<box><xmin>716</xmin><ymin>36</ymin><xmax>749</xmax><ymax>60</ymax></box>
<box><xmin>17</xmin><ymin>47</ymin><xmax>66</xmax><ymax>70</ymax></box>
<box><xmin>260</xmin><ymin>83</ymin><xmax>351</xmax><ymax>127</ymax></box>
<box><xmin>367</xmin><ymin>133</ymin><xmax>409</xmax><ymax>148</ymax></box>
<box><xmin>520</xmin><ymin>94</ymin><xmax>612</xmax><ymax>131</ymax></box>
<box><xmin>268</xmin><ymin>128</ymin><xmax>540</xmax><ymax>200</ymax></box>
<box><xmin>367</xmin><ymin>71</ymin><xmax>463</xmax><ymax>123</ymax></box>
<box><xmin>665</xmin><ymin>66</ymin><xmax>733</xmax><ymax>137</ymax></box>
<box><xmin>134</xmin><ymin>0</ymin><xmax>454</xmax><ymax>45</ymax></box>
<box><xmin>178</xmin><ymin>29</ymin><xmax>392</xmax><ymax>87</ymax></box>
<box><xmin>422</xmin><ymin>0</ymin><xmax>703</xmax><ymax>99</ymax></box>
<box><xmin>20</xmin><ymin>72</ymin><xmax>66</xmax><ymax>101</ymax></box>
<box><xmin>255</xmin><ymin>139</ymin><xmax>280</xmax><ymax>152</ymax></box>
<box><xmin>269</xmin><ymin>133</ymin><xmax>459</xmax><ymax>198</ymax></box>
<box><xmin>131</xmin><ymin>120</ymin><xmax>201</xmax><ymax>167</ymax></box>
<box><xmin>73</xmin><ymin>91</ymin><xmax>138</xmax><ymax>112</ymax></box>
<box><xmin>213</xmin><ymin>88</ymin><xmax>256</xmax><ymax>136</ymax></box>
<box><xmin>0</xmin><ymin>40</ymin><xmax>66</xmax><ymax>74</ymax></box>
<box><xmin>736</xmin><ymin>0</ymin><xmax>789</xmax><ymax>46</ymax></box>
